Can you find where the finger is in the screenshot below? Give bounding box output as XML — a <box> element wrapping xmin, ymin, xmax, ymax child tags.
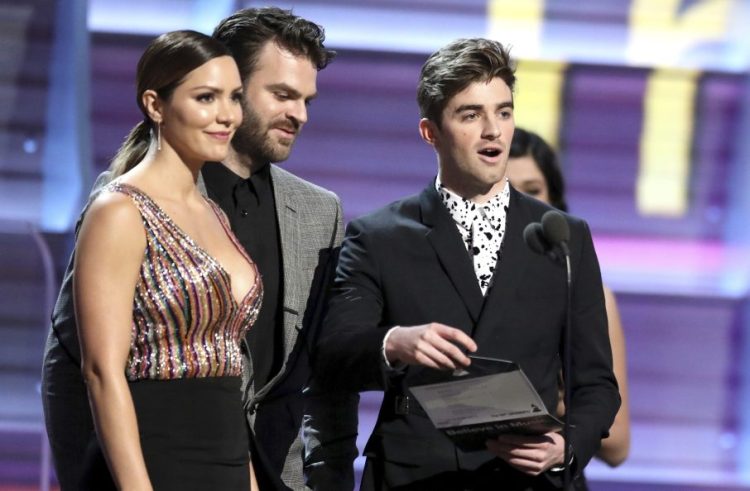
<box><xmin>434</xmin><ymin>324</ymin><xmax>478</xmax><ymax>353</ymax></box>
<box><xmin>485</xmin><ymin>439</ymin><xmax>534</xmax><ymax>456</ymax></box>
<box><xmin>412</xmin><ymin>350</ymin><xmax>443</xmax><ymax>370</ymax></box>
<box><xmin>419</xmin><ymin>328</ymin><xmax>467</xmax><ymax>366</ymax></box>
<box><xmin>488</xmin><ymin>441</ymin><xmax>548</xmax><ymax>463</ymax></box>
<box><xmin>511</xmin><ymin>448</ymin><xmax>545</xmax><ymax>461</ymax></box>
<box><xmin>506</xmin><ymin>458</ymin><xmax>545</xmax><ymax>476</ymax></box>
<box><xmin>486</xmin><ymin>443</ymin><xmax>545</xmax><ymax>475</ymax></box>
<box><xmin>428</xmin><ymin>335</ymin><xmax>473</xmax><ymax>367</ymax></box>
<box><xmin>417</xmin><ymin>343</ymin><xmax>458</xmax><ymax>370</ymax></box>
<box><xmin>494</xmin><ymin>434</ymin><xmax>549</xmax><ymax>447</ymax></box>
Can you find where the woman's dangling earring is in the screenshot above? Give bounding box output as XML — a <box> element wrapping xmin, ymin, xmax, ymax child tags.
<box><xmin>156</xmin><ymin>122</ymin><xmax>162</xmax><ymax>151</ymax></box>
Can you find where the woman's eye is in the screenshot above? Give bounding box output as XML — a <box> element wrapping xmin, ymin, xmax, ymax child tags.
<box><xmin>197</xmin><ymin>93</ymin><xmax>215</xmax><ymax>103</ymax></box>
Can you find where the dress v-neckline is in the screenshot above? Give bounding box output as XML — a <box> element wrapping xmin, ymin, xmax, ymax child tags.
<box><xmin>113</xmin><ymin>181</ymin><xmax>260</xmax><ymax>307</ymax></box>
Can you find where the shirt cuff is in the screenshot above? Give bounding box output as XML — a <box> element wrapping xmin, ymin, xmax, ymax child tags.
<box><xmin>381</xmin><ymin>326</ymin><xmax>405</xmax><ymax>370</ymax></box>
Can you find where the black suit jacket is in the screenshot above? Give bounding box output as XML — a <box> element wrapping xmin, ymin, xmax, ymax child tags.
<box><xmin>314</xmin><ymin>182</ymin><xmax>619</xmax><ymax>490</ymax></box>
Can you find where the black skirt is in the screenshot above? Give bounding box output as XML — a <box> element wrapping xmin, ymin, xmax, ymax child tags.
<box><xmin>81</xmin><ymin>376</ymin><xmax>249</xmax><ymax>490</ymax></box>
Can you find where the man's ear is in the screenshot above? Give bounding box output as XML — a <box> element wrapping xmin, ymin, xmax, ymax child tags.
<box><xmin>418</xmin><ymin>118</ymin><xmax>439</xmax><ymax>146</ymax></box>
<box><xmin>142</xmin><ymin>89</ymin><xmax>163</xmax><ymax>124</ymax></box>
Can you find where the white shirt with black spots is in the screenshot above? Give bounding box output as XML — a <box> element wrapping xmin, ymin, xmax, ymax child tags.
<box><xmin>436</xmin><ymin>177</ymin><xmax>510</xmax><ymax>296</ymax></box>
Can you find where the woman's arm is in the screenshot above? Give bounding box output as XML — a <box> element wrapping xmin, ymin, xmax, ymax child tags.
<box><xmin>597</xmin><ymin>285</ymin><xmax>630</xmax><ymax>466</ymax></box>
<box><xmin>249</xmin><ymin>460</ymin><xmax>259</xmax><ymax>490</ymax></box>
<box><xmin>74</xmin><ymin>192</ymin><xmax>152</xmax><ymax>489</ymax></box>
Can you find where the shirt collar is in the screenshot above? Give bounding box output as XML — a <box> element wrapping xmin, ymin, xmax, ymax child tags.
<box><xmin>201</xmin><ymin>162</ymin><xmax>272</xmax><ymax>202</ymax></box>
<box><xmin>202</xmin><ymin>161</ymin><xmax>245</xmax><ymax>199</ymax></box>
<box><xmin>435</xmin><ymin>176</ymin><xmax>510</xmax><ymax>231</ymax></box>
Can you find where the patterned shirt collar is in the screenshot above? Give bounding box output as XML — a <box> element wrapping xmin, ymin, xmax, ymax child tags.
<box><xmin>435</xmin><ymin>176</ymin><xmax>510</xmax><ymax>231</ymax></box>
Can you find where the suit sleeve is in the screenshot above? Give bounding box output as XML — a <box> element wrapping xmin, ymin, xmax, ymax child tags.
<box><xmin>566</xmin><ymin>219</ymin><xmax>621</xmax><ymax>473</ymax></box>
<box><xmin>314</xmin><ymin>217</ymin><xmax>393</xmax><ymax>392</ymax></box>
<box><xmin>303</xmin><ymin>196</ymin><xmax>364</xmax><ymax>491</ymax></box>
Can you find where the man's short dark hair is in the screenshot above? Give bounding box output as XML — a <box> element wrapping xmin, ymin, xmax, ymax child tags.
<box><xmin>212</xmin><ymin>7</ymin><xmax>336</xmax><ymax>83</ymax></box>
<box><xmin>417</xmin><ymin>38</ymin><xmax>515</xmax><ymax>127</ymax></box>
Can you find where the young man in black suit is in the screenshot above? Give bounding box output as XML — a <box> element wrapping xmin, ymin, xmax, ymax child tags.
<box><xmin>308</xmin><ymin>38</ymin><xmax>620</xmax><ymax>490</ymax></box>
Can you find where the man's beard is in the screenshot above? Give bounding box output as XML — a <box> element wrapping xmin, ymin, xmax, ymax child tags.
<box><xmin>232</xmin><ymin>102</ymin><xmax>298</xmax><ymax>165</ymax></box>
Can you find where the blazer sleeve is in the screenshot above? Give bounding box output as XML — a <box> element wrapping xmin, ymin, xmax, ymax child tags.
<box><xmin>566</xmin><ymin>219</ymin><xmax>621</xmax><ymax>473</ymax></box>
<box><xmin>314</xmin><ymin>217</ymin><xmax>394</xmax><ymax>392</ymax></box>
<box><xmin>303</xmin><ymin>195</ymin><xmax>362</xmax><ymax>491</ymax></box>
<box><xmin>304</xmin><ymin>216</ymin><xmax>397</xmax><ymax>490</ymax></box>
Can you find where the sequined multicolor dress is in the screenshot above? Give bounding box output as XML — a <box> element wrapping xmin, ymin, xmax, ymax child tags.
<box><xmin>82</xmin><ymin>183</ymin><xmax>263</xmax><ymax>490</ymax></box>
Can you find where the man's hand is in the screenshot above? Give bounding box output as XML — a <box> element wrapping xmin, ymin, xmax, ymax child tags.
<box><xmin>385</xmin><ymin>323</ymin><xmax>477</xmax><ymax>370</ymax></box>
<box><xmin>485</xmin><ymin>432</ymin><xmax>565</xmax><ymax>476</ymax></box>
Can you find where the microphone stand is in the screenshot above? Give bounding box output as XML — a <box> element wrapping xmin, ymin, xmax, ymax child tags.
<box><xmin>561</xmin><ymin>244</ymin><xmax>572</xmax><ymax>491</ymax></box>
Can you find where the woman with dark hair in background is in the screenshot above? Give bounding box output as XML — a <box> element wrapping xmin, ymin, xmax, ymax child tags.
<box><xmin>73</xmin><ymin>30</ymin><xmax>261</xmax><ymax>489</ymax></box>
<box><xmin>507</xmin><ymin>128</ymin><xmax>569</xmax><ymax>212</ymax></box>
<box><xmin>506</xmin><ymin>127</ymin><xmax>630</xmax><ymax>489</ymax></box>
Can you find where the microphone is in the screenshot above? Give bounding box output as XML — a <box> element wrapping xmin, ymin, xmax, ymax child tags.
<box><xmin>522</xmin><ymin>222</ymin><xmax>549</xmax><ymax>256</ymax></box>
<box><xmin>541</xmin><ymin>210</ymin><xmax>570</xmax><ymax>253</ymax></box>
<box><xmin>523</xmin><ymin>210</ymin><xmax>569</xmax><ymax>261</ymax></box>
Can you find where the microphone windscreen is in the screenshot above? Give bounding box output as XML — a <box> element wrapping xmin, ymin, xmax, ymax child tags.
<box><xmin>523</xmin><ymin>222</ymin><xmax>549</xmax><ymax>255</ymax></box>
<box><xmin>541</xmin><ymin>210</ymin><xmax>570</xmax><ymax>245</ymax></box>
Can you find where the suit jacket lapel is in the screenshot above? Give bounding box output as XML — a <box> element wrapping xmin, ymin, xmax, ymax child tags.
<box><xmin>271</xmin><ymin>165</ymin><xmax>300</xmax><ymax>360</ymax></box>
<box><xmin>420</xmin><ymin>184</ymin><xmax>484</xmax><ymax>327</ymax></box>
<box><xmin>474</xmin><ymin>186</ymin><xmax>531</xmax><ymax>336</ymax></box>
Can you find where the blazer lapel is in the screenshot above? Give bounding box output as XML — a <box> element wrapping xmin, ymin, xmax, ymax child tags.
<box><xmin>420</xmin><ymin>185</ymin><xmax>484</xmax><ymax>326</ymax></box>
<box><xmin>270</xmin><ymin>166</ymin><xmax>301</xmax><ymax>360</ymax></box>
<box><xmin>474</xmin><ymin>186</ymin><xmax>532</xmax><ymax>336</ymax></box>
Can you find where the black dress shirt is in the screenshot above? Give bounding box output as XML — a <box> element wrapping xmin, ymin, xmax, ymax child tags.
<box><xmin>202</xmin><ymin>162</ymin><xmax>283</xmax><ymax>390</ymax></box>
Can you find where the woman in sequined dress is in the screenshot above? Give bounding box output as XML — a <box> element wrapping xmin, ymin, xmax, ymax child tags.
<box><xmin>74</xmin><ymin>31</ymin><xmax>262</xmax><ymax>490</ymax></box>
<box><xmin>505</xmin><ymin>128</ymin><xmax>630</xmax><ymax>490</ymax></box>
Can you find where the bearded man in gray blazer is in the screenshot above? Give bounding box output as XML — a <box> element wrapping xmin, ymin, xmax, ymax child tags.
<box><xmin>42</xmin><ymin>7</ymin><xmax>349</xmax><ymax>490</ymax></box>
